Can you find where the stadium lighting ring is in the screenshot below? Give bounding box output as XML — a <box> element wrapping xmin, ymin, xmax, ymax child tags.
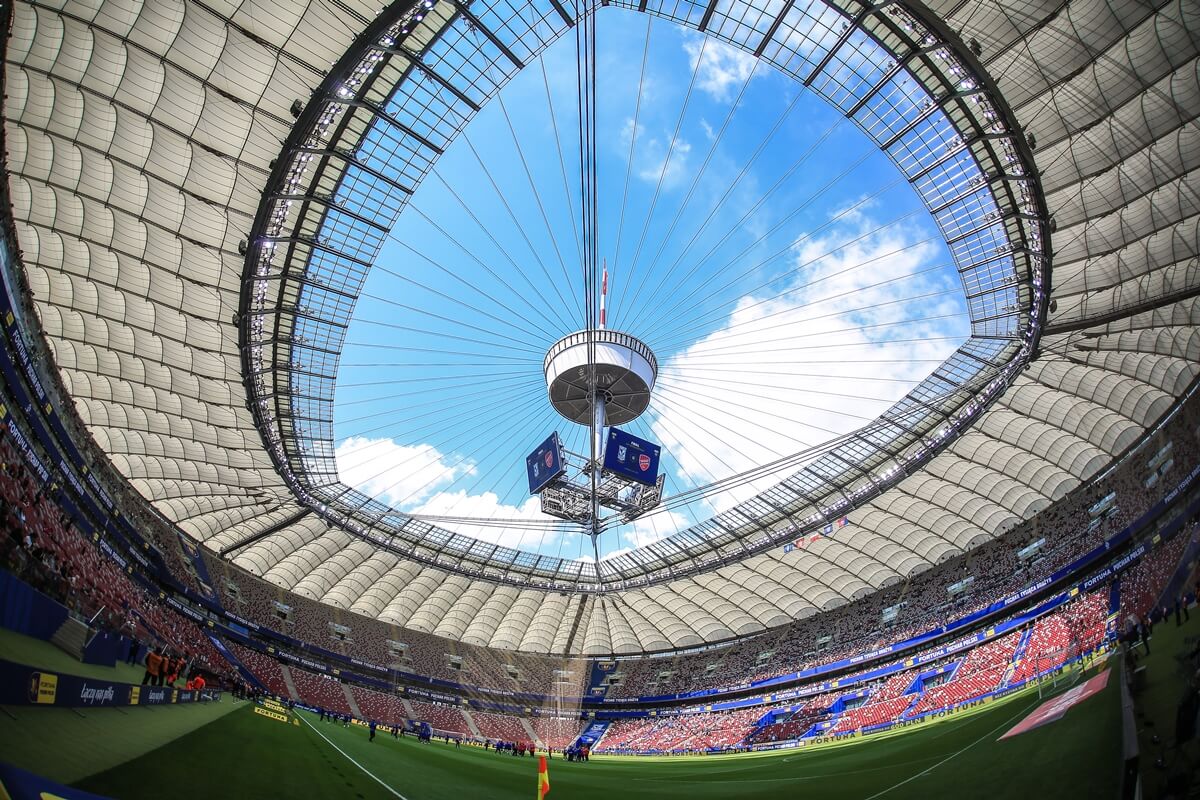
<box><xmin>544</xmin><ymin>330</ymin><xmax>658</xmax><ymax>427</ymax></box>
<box><xmin>239</xmin><ymin>0</ymin><xmax>1050</xmax><ymax>591</ymax></box>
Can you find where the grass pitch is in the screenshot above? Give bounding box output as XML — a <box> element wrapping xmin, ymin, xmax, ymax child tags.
<box><xmin>69</xmin><ymin>671</ymin><xmax>1122</xmax><ymax>800</ymax></box>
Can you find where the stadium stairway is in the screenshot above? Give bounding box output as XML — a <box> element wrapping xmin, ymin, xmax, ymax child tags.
<box><xmin>49</xmin><ymin>616</ymin><xmax>88</xmax><ymax>661</ymax></box>
<box><xmin>342</xmin><ymin>683</ymin><xmax>363</xmax><ymax>718</ymax></box>
<box><xmin>279</xmin><ymin>663</ymin><xmax>300</xmax><ymax>701</ymax></box>
<box><xmin>518</xmin><ymin>716</ymin><xmax>539</xmax><ymax>746</ymax></box>
<box><xmin>1001</xmin><ymin>628</ymin><xmax>1035</xmax><ymax>689</ymax></box>
<box><xmin>400</xmin><ymin>697</ymin><xmax>418</xmax><ymax>720</ymax></box>
<box><xmin>462</xmin><ymin>708</ymin><xmax>483</xmax><ymax>737</ymax></box>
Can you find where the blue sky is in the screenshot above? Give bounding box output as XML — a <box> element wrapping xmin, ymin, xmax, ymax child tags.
<box><xmin>332</xmin><ymin>9</ymin><xmax>969</xmax><ymax>561</ymax></box>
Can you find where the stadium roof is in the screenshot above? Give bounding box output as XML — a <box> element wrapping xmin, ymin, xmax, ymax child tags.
<box><xmin>4</xmin><ymin>0</ymin><xmax>1198</xmax><ymax>654</ymax></box>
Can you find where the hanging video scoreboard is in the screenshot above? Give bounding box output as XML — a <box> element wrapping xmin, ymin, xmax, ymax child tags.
<box><xmin>602</xmin><ymin>428</ymin><xmax>661</xmax><ymax>486</ymax></box>
<box><xmin>526</xmin><ymin>432</ymin><xmax>566</xmax><ymax>494</ymax></box>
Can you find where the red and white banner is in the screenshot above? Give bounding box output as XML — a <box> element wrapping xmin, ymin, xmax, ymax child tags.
<box><xmin>999</xmin><ymin>668</ymin><xmax>1111</xmax><ymax>739</ymax></box>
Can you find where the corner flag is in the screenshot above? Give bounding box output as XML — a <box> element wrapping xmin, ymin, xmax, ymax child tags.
<box><xmin>537</xmin><ymin>755</ymin><xmax>550</xmax><ymax>799</ymax></box>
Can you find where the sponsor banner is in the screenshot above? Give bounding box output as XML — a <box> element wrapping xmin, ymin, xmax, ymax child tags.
<box><xmin>83</xmin><ymin>471</ymin><xmax>114</xmax><ymax>513</ymax></box>
<box><xmin>3</xmin><ymin>417</ymin><xmax>48</xmax><ymax>484</ymax></box>
<box><xmin>57</xmin><ymin>457</ymin><xmax>88</xmax><ymax>508</ymax></box>
<box><xmin>224</xmin><ymin>612</ymin><xmax>262</xmax><ymax>633</ymax></box>
<box><xmin>1082</xmin><ymin>542</ymin><xmax>1149</xmax><ymax>591</ymax></box>
<box><xmin>999</xmin><ymin>669</ymin><xmax>1111</xmax><ymax>739</ymax></box>
<box><xmin>0</xmin><ymin>659</ymin><xmax>220</xmax><ymax>708</ymax></box>
<box><xmin>254</xmin><ymin>705</ymin><xmax>291</xmax><ymax>724</ymax></box>
<box><xmin>163</xmin><ymin>594</ymin><xmax>206</xmax><ymax>624</ymax></box>
<box><xmin>404</xmin><ymin>686</ymin><xmax>462</xmax><ymax>704</ymax></box>
<box><xmin>265</xmin><ymin>646</ymin><xmax>330</xmax><ymax>675</ymax></box>
<box><xmin>28</xmin><ymin>671</ymin><xmax>56</xmax><ymax>704</ymax></box>
<box><xmin>118</xmin><ymin>535</ymin><xmax>154</xmax><ymax>571</ymax></box>
<box><xmin>97</xmin><ymin>538</ymin><xmax>129</xmax><ymax>571</ymax></box>
<box><xmin>9</xmin><ymin>331</ymin><xmax>47</xmax><ymax>407</ymax></box>
<box><xmin>1162</xmin><ymin>460</ymin><xmax>1200</xmax><ymax>508</ymax></box>
<box><xmin>348</xmin><ymin>656</ymin><xmax>388</xmax><ymax>675</ymax></box>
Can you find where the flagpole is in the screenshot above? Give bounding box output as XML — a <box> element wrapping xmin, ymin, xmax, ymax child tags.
<box><xmin>536</xmin><ymin>754</ymin><xmax>550</xmax><ymax>799</ymax></box>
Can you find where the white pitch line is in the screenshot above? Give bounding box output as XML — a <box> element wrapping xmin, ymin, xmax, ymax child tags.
<box><xmin>300</xmin><ymin>713</ymin><xmax>412</xmax><ymax>800</ymax></box>
<box><xmin>861</xmin><ymin>698</ymin><xmax>1040</xmax><ymax>800</ymax></box>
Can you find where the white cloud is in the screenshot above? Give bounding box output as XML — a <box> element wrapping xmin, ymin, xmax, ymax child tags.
<box><xmin>683</xmin><ymin>37</ymin><xmax>758</xmax><ymax>102</ymax></box>
<box><xmin>335</xmin><ymin>436</ymin><xmax>473</xmax><ymax>508</ymax></box>
<box><xmin>619</xmin><ymin>115</ymin><xmax>693</xmax><ymax>188</ymax></box>
<box><xmin>411</xmin><ymin>489</ymin><xmax>570</xmax><ymax>550</ymax></box>
<box><xmin>638</xmin><ymin>135</ymin><xmax>692</xmax><ymax>186</ymax></box>
<box><xmin>336</xmin><ymin>436</ymin><xmax>575</xmax><ymax>551</ymax></box>
<box><xmin>621</xmin><ymin>508</ymin><xmax>690</xmax><ymax>549</ymax></box>
<box><xmin>647</xmin><ymin>210</ymin><xmax>967</xmax><ymax>512</ymax></box>
<box><xmin>620</xmin><ymin>117</ymin><xmax>645</xmax><ymax>147</ymax></box>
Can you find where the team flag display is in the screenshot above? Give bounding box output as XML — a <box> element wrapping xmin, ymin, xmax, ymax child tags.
<box><xmin>782</xmin><ymin>516</ymin><xmax>852</xmax><ymax>553</ymax></box>
<box><xmin>537</xmin><ymin>754</ymin><xmax>550</xmax><ymax>799</ymax></box>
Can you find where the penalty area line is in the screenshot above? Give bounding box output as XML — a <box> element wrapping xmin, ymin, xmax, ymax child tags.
<box><xmin>300</xmin><ymin>713</ymin><xmax>411</xmax><ymax>800</ymax></box>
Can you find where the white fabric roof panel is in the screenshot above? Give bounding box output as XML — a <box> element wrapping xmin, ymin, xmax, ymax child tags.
<box><xmin>435</xmin><ymin>580</ymin><xmax>496</xmax><ymax>640</ymax></box>
<box><xmin>5</xmin><ymin>0</ymin><xmax>1200</xmax><ymax>656</ymax></box>
<box><xmin>606</xmin><ymin>600</ymin><xmax>654</xmax><ymax>654</ymax></box>
<box><xmin>461</xmin><ymin>584</ymin><xmax>519</xmax><ymax>648</ymax></box>
<box><xmin>489</xmin><ymin>590</ymin><xmax>540</xmax><ymax>651</ymax></box>
<box><xmin>533</xmin><ymin>593</ymin><xmax>576</xmax><ymax>654</ymax></box>
<box><xmin>379</xmin><ymin>568</ymin><xmax>448</xmax><ymax>629</ymax></box>
<box><xmin>420</xmin><ymin>576</ymin><xmax>477</xmax><ymax>638</ymax></box>
<box><xmin>234</xmin><ymin>512</ymin><xmax>332</xmax><ymax>579</ymax></box>
<box><xmin>349</xmin><ymin>560</ymin><xmax>423</xmax><ymax>618</ymax></box>
<box><xmin>581</xmin><ymin>600</ymin><xmax>611</xmax><ymax>656</ymax></box>
<box><xmin>322</xmin><ymin>550</ymin><xmax>398</xmax><ymax>611</ymax></box>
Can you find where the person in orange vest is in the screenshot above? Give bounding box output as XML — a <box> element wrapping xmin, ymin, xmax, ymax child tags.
<box><xmin>185</xmin><ymin>678</ymin><xmax>196</xmax><ymax>691</ymax></box>
<box><xmin>142</xmin><ymin>648</ymin><xmax>163</xmax><ymax>686</ymax></box>
<box><xmin>192</xmin><ymin>674</ymin><xmax>206</xmax><ymax>693</ymax></box>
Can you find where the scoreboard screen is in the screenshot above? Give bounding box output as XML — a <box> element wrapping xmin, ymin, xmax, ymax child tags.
<box><xmin>602</xmin><ymin>428</ymin><xmax>661</xmax><ymax>486</ymax></box>
<box><xmin>526</xmin><ymin>432</ymin><xmax>566</xmax><ymax>494</ymax></box>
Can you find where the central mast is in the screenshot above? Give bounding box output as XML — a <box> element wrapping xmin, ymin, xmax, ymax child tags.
<box><xmin>589</xmin><ymin>265</ymin><xmax>607</xmax><ymax>562</ymax></box>
<box><xmin>577</xmin><ymin>0</ymin><xmax>602</xmax><ymax>566</ymax></box>
<box><xmin>523</xmin><ymin>3</ymin><xmax>665</xmax><ymax>583</ymax></box>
